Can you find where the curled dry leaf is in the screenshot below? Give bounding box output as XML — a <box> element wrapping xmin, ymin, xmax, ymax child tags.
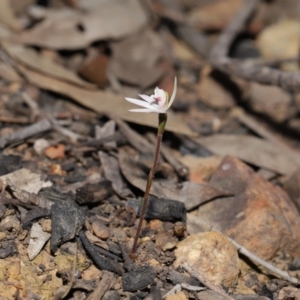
<box><xmin>0</xmin><ymin>168</ymin><xmax>52</xmax><ymax>194</ymax></box>
<box><xmin>18</xmin><ymin>65</ymin><xmax>194</xmax><ymax>136</ymax></box>
<box><xmin>9</xmin><ymin>0</ymin><xmax>148</xmax><ymax>50</ymax></box>
<box><xmin>109</xmin><ymin>29</ymin><xmax>165</xmax><ymax>87</ymax></box>
<box><xmin>2</xmin><ymin>42</ymin><xmax>95</xmax><ymax>89</ymax></box>
<box><xmin>27</xmin><ymin>222</ymin><xmax>51</xmax><ymax>260</ymax></box>
<box><xmin>197</xmin><ymin>134</ymin><xmax>300</xmax><ymax>175</ymax></box>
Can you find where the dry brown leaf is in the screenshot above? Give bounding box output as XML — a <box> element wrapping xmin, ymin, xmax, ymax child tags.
<box><xmin>198</xmin><ymin>73</ymin><xmax>235</xmax><ymax>109</ymax></box>
<box><xmin>109</xmin><ymin>29</ymin><xmax>165</xmax><ymax>87</ymax></box>
<box><xmin>0</xmin><ymin>0</ymin><xmax>21</xmax><ymax>32</ymax></box>
<box><xmin>9</xmin><ymin>0</ymin><xmax>148</xmax><ymax>49</ymax></box>
<box><xmin>0</xmin><ymin>168</ymin><xmax>52</xmax><ymax>194</ymax></box>
<box><xmin>2</xmin><ymin>42</ymin><xmax>95</xmax><ymax>88</ymax></box>
<box><xmin>19</xmin><ymin>65</ymin><xmax>194</xmax><ymax>136</ymax></box>
<box><xmin>197</xmin><ymin>134</ymin><xmax>300</xmax><ymax>175</ymax></box>
<box><xmin>118</xmin><ymin>148</ymin><xmax>230</xmax><ymax>211</ymax></box>
<box><xmin>188</xmin><ymin>0</ymin><xmax>242</xmax><ymax>31</ymax></box>
<box><xmin>256</xmin><ymin>19</ymin><xmax>300</xmax><ymax>71</ymax></box>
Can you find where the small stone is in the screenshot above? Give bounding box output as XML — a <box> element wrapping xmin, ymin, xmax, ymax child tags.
<box><xmin>81</xmin><ymin>264</ymin><xmax>102</xmax><ymax>281</ymax></box>
<box><xmin>166</xmin><ymin>291</ymin><xmax>188</xmax><ymax>300</ymax></box>
<box><xmin>33</xmin><ymin>138</ymin><xmax>50</xmax><ymax>156</ymax></box>
<box><xmin>174</xmin><ymin>231</ymin><xmax>240</xmax><ymax>288</ymax></box>
<box><xmin>92</xmin><ymin>220</ymin><xmax>109</xmax><ymax>240</ymax></box>
<box><xmin>0</xmin><ymin>215</ymin><xmax>21</xmax><ymax>232</ymax></box>
<box><xmin>278</xmin><ymin>286</ymin><xmax>300</xmax><ymax>300</ymax></box>
<box><xmin>0</xmin><ymin>232</ymin><xmax>6</xmax><ymax>241</ymax></box>
<box><xmin>148</xmin><ymin>219</ymin><xmax>164</xmax><ymax>232</ymax></box>
<box><xmin>102</xmin><ymin>290</ymin><xmax>120</xmax><ymax>300</ymax></box>
<box><xmin>156</xmin><ymin>231</ymin><xmax>178</xmax><ymax>251</ymax></box>
<box><xmin>0</xmin><ymin>205</ymin><xmax>6</xmax><ymax>219</ymax></box>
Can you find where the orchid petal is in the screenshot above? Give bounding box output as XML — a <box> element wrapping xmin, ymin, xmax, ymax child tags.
<box><xmin>129</xmin><ymin>108</ymin><xmax>160</xmax><ymax>113</ymax></box>
<box><xmin>138</xmin><ymin>94</ymin><xmax>154</xmax><ymax>103</ymax></box>
<box><xmin>125</xmin><ymin>97</ymin><xmax>153</xmax><ymax>109</ymax></box>
<box><xmin>167</xmin><ymin>77</ymin><xmax>177</xmax><ymax>109</ymax></box>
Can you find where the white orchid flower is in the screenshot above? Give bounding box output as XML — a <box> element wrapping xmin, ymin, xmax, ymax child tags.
<box><xmin>125</xmin><ymin>77</ymin><xmax>177</xmax><ymax>113</ymax></box>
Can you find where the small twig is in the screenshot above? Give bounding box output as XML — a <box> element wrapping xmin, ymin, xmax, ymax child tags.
<box><xmin>231</xmin><ymin>108</ymin><xmax>300</xmax><ymax>155</ymax></box>
<box><xmin>228</xmin><ymin>238</ymin><xmax>300</xmax><ymax>285</ymax></box>
<box><xmin>210</xmin><ymin>0</ymin><xmax>300</xmax><ymax>91</ymax></box>
<box><xmin>0</xmin><ymin>118</ymin><xmax>53</xmax><ymax>149</ymax></box>
<box><xmin>18</xmin><ymin>90</ymin><xmax>40</xmax><ymax>122</ymax></box>
<box><xmin>78</xmin><ymin>230</ymin><xmax>123</xmax><ymax>275</ymax></box>
<box><xmin>108</xmin><ymin>113</ymin><xmax>154</xmax><ymax>154</ymax></box>
<box><xmin>183</xmin><ymin>263</ymin><xmax>235</xmax><ymax>300</ymax></box>
<box><xmin>162</xmin><ymin>282</ymin><xmax>206</xmax><ymax>298</ymax></box>
<box><xmin>147</xmin><ymin>132</ymin><xmax>188</xmax><ymax>178</ymax></box>
<box><xmin>86</xmin><ymin>271</ymin><xmax>115</xmax><ymax>300</ymax></box>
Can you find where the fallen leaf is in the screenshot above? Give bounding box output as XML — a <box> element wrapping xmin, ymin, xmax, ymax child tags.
<box><xmin>10</xmin><ymin>0</ymin><xmax>148</xmax><ymax>49</ymax></box>
<box><xmin>0</xmin><ymin>0</ymin><xmax>21</xmax><ymax>32</ymax></box>
<box><xmin>19</xmin><ymin>65</ymin><xmax>194</xmax><ymax>136</ymax></box>
<box><xmin>243</xmin><ymin>82</ymin><xmax>293</xmax><ymax>123</ymax></box>
<box><xmin>0</xmin><ymin>168</ymin><xmax>52</xmax><ymax>194</ymax></box>
<box><xmin>118</xmin><ymin>148</ymin><xmax>230</xmax><ymax>211</ymax></box>
<box><xmin>196</xmin><ymin>134</ymin><xmax>300</xmax><ymax>175</ymax></box>
<box><xmin>44</xmin><ymin>144</ymin><xmax>65</xmax><ymax>160</ymax></box>
<box><xmin>256</xmin><ymin>19</ymin><xmax>300</xmax><ymax>71</ymax></box>
<box><xmin>198</xmin><ymin>73</ymin><xmax>235</xmax><ymax>109</ymax></box>
<box><xmin>179</xmin><ymin>155</ymin><xmax>223</xmax><ymax>183</ymax></box>
<box><xmin>2</xmin><ymin>42</ymin><xmax>95</xmax><ymax>89</ymax></box>
<box><xmin>27</xmin><ymin>222</ymin><xmax>51</xmax><ymax>260</ymax></box>
<box><xmin>188</xmin><ymin>0</ymin><xmax>242</xmax><ymax>31</ymax></box>
<box><xmin>109</xmin><ymin>29</ymin><xmax>165</xmax><ymax>87</ymax></box>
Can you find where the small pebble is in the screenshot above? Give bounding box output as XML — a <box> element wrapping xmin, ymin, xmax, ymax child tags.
<box><xmin>92</xmin><ymin>220</ymin><xmax>110</xmax><ymax>240</ymax></box>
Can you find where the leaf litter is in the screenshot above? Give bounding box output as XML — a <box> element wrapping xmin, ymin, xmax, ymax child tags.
<box><xmin>0</xmin><ymin>0</ymin><xmax>300</xmax><ymax>299</ymax></box>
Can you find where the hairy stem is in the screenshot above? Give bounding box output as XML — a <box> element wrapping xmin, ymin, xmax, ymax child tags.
<box><xmin>130</xmin><ymin>113</ymin><xmax>167</xmax><ymax>257</ymax></box>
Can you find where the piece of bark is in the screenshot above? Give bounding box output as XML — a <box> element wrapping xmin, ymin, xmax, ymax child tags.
<box><xmin>122</xmin><ymin>265</ymin><xmax>156</xmax><ymax>292</ymax></box>
<box><xmin>79</xmin><ymin>230</ymin><xmax>124</xmax><ymax>275</ymax></box>
<box><xmin>75</xmin><ymin>181</ymin><xmax>113</xmax><ymax>205</ymax></box>
<box><xmin>86</xmin><ymin>271</ymin><xmax>115</xmax><ymax>300</ymax></box>
<box><xmin>50</xmin><ymin>200</ymin><xmax>85</xmax><ymax>253</ymax></box>
<box><xmin>0</xmin><ymin>118</ymin><xmax>53</xmax><ymax>149</ymax></box>
<box><xmin>127</xmin><ymin>196</ymin><xmax>186</xmax><ymax>222</ymax></box>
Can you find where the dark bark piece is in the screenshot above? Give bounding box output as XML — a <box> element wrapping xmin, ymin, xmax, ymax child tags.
<box><xmin>0</xmin><ymin>118</ymin><xmax>53</xmax><ymax>149</ymax></box>
<box><xmin>0</xmin><ymin>241</ymin><xmax>18</xmax><ymax>258</ymax></box>
<box><xmin>75</xmin><ymin>181</ymin><xmax>113</xmax><ymax>204</ymax></box>
<box><xmin>169</xmin><ymin>269</ymin><xmax>201</xmax><ymax>287</ymax></box>
<box><xmin>50</xmin><ymin>200</ymin><xmax>85</xmax><ymax>253</ymax></box>
<box><xmin>127</xmin><ymin>196</ymin><xmax>186</xmax><ymax>222</ymax></box>
<box><xmin>146</xmin><ymin>286</ymin><xmax>162</xmax><ymax>300</ymax></box>
<box><xmin>0</xmin><ymin>155</ymin><xmax>22</xmax><ymax>175</ymax></box>
<box><xmin>93</xmin><ymin>244</ymin><xmax>123</xmax><ymax>262</ymax></box>
<box><xmin>79</xmin><ymin>230</ymin><xmax>124</xmax><ymax>275</ymax></box>
<box><xmin>22</xmin><ymin>207</ymin><xmax>51</xmax><ymax>228</ymax></box>
<box><xmin>102</xmin><ymin>290</ymin><xmax>120</xmax><ymax>300</ymax></box>
<box><xmin>122</xmin><ymin>266</ymin><xmax>156</xmax><ymax>292</ymax></box>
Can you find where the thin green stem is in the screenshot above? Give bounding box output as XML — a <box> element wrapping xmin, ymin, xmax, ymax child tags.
<box><xmin>130</xmin><ymin>113</ymin><xmax>167</xmax><ymax>257</ymax></box>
